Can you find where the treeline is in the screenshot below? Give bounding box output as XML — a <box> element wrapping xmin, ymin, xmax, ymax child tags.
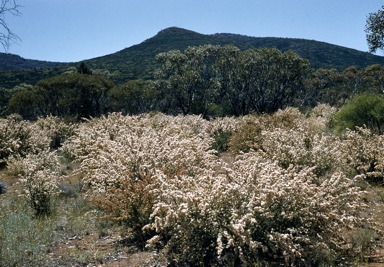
<box><xmin>1</xmin><ymin>45</ymin><xmax>384</xmax><ymax>120</ymax></box>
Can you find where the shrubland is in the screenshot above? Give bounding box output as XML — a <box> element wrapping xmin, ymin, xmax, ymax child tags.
<box><xmin>0</xmin><ymin>105</ymin><xmax>383</xmax><ymax>266</ymax></box>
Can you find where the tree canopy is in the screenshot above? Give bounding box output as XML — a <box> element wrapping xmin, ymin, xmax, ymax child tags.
<box><xmin>365</xmin><ymin>5</ymin><xmax>384</xmax><ymax>53</ymax></box>
<box><xmin>155</xmin><ymin>45</ymin><xmax>310</xmax><ymax>117</ymax></box>
<box><xmin>8</xmin><ymin>73</ymin><xmax>114</xmax><ymax>120</ymax></box>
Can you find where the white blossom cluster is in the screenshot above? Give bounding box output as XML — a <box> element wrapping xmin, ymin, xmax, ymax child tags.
<box><xmin>0</xmin><ymin>115</ymin><xmax>50</xmax><ymax>165</ymax></box>
<box><xmin>59</xmin><ymin>107</ymin><xmax>381</xmax><ymax>265</ymax></box>
<box><xmin>146</xmin><ymin>153</ymin><xmax>368</xmax><ymax>265</ymax></box>
<box><xmin>3</xmin><ymin>105</ymin><xmax>379</xmax><ymax>264</ymax></box>
<box><xmin>62</xmin><ymin>112</ymin><xmax>218</xmax><ymax>194</ymax></box>
<box><xmin>2</xmin><ymin>115</ymin><xmax>74</xmax><ymax>215</ymax></box>
<box><xmin>7</xmin><ymin>149</ymin><xmax>62</xmax><ymax>215</ymax></box>
<box><xmin>338</xmin><ymin>127</ymin><xmax>384</xmax><ymax>182</ymax></box>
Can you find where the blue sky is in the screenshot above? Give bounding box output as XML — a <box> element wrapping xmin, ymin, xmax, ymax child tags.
<box><xmin>4</xmin><ymin>0</ymin><xmax>384</xmax><ymax>62</ymax></box>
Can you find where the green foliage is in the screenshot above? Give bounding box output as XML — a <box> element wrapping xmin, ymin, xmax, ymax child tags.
<box><xmin>7</xmin><ymin>73</ymin><xmax>115</xmax><ymax>120</ymax></box>
<box><xmin>211</xmin><ymin>129</ymin><xmax>232</xmax><ymax>153</ymax></box>
<box><xmin>83</xmin><ymin>27</ymin><xmax>384</xmax><ymax>84</ymax></box>
<box><xmin>155</xmin><ymin>45</ymin><xmax>310</xmax><ymax>116</ymax></box>
<box><xmin>0</xmin><ymin>87</ymin><xmax>10</xmax><ymax>116</ymax></box>
<box><xmin>2</xmin><ymin>27</ymin><xmax>384</xmax><ymax>89</ymax></box>
<box><xmin>334</xmin><ymin>93</ymin><xmax>384</xmax><ymax>133</ymax></box>
<box><xmin>0</xmin><ymin>52</ymin><xmax>67</xmax><ymax>71</ymax></box>
<box><xmin>37</xmin><ymin>73</ymin><xmax>114</xmax><ymax>119</ymax></box>
<box><xmin>365</xmin><ymin>5</ymin><xmax>384</xmax><ymax>53</ymax></box>
<box><xmin>77</xmin><ymin>61</ymin><xmax>92</xmax><ymax>75</ymax></box>
<box><xmin>107</xmin><ymin>79</ymin><xmax>158</xmax><ymax>115</ymax></box>
<box><xmin>7</xmin><ymin>89</ymin><xmax>46</xmax><ymax>119</ymax></box>
<box><xmin>0</xmin><ymin>66</ymin><xmax>67</xmax><ymax>89</ymax></box>
<box><xmin>306</xmin><ymin>65</ymin><xmax>384</xmax><ymax>108</ymax></box>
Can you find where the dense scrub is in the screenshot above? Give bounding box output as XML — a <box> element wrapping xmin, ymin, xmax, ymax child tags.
<box><xmin>5</xmin><ymin>45</ymin><xmax>384</xmax><ymax>121</ymax></box>
<box><xmin>1</xmin><ymin>106</ymin><xmax>383</xmax><ymax>266</ymax></box>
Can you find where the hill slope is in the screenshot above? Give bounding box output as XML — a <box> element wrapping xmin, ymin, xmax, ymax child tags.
<box><xmin>1</xmin><ymin>27</ymin><xmax>384</xmax><ymax>87</ymax></box>
<box><xmin>0</xmin><ymin>53</ymin><xmax>68</xmax><ymax>70</ymax></box>
<box><xmin>84</xmin><ymin>27</ymin><xmax>384</xmax><ymax>83</ymax></box>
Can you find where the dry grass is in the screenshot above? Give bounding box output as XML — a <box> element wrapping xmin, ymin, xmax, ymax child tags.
<box><xmin>0</xmin><ymin>168</ymin><xmax>157</xmax><ymax>267</ymax></box>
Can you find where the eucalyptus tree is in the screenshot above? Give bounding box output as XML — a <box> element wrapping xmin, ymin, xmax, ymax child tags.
<box><xmin>155</xmin><ymin>45</ymin><xmax>228</xmax><ymax>117</ymax></box>
<box><xmin>365</xmin><ymin>5</ymin><xmax>384</xmax><ymax>53</ymax></box>
<box><xmin>363</xmin><ymin>64</ymin><xmax>384</xmax><ymax>94</ymax></box>
<box><xmin>307</xmin><ymin>68</ymin><xmax>347</xmax><ymax>107</ymax></box>
<box><xmin>37</xmin><ymin>73</ymin><xmax>114</xmax><ymax>119</ymax></box>
<box><xmin>155</xmin><ymin>45</ymin><xmax>310</xmax><ymax>116</ymax></box>
<box><xmin>8</xmin><ymin>73</ymin><xmax>115</xmax><ymax>120</ymax></box>
<box><xmin>108</xmin><ymin>79</ymin><xmax>158</xmax><ymax>115</ymax></box>
<box><xmin>214</xmin><ymin>48</ymin><xmax>310</xmax><ymax>114</ymax></box>
<box><xmin>7</xmin><ymin>90</ymin><xmax>45</xmax><ymax>120</ymax></box>
<box><xmin>210</xmin><ymin>45</ymin><xmax>243</xmax><ymax>115</ymax></box>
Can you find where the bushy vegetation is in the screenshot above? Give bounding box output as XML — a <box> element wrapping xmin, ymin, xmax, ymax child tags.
<box><xmin>2</xmin><ymin>26</ymin><xmax>384</xmax><ymax>266</ymax></box>
<box><xmin>3</xmin><ymin>45</ymin><xmax>384</xmax><ymax>121</ymax></box>
<box><xmin>334</xmin><ymin>93</ymin><xmax>384</xmax><ymax>134</ymax></box>
<box><xmin>1</xmin><ymin>105</ymin><xmax>383</xmax><ymax>266</ymax></box>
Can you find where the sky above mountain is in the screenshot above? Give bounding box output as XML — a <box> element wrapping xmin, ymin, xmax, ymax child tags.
<box><xmin>4</xmin><ymin>0</ymin><xmax>384</xmax><ymax>62</ymax></box>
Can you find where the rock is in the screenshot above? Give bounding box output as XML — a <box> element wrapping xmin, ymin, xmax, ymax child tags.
<box><xmin>0</xmin><ymin>181</ymin><xmax>7</xmax><ymax>194</ymax></box>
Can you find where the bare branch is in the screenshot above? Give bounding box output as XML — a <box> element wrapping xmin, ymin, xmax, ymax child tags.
<box><xmin>0</xmin><ymin>0</ymin><xmax>21</xmax><ymax>51</ymax></box>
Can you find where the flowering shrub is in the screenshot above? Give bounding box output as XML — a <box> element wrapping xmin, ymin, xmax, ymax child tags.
<box><xmin>92</xmin><ymin>171</ymin><xmax>155</xmax><ymax>246</ymax></box>
<box><xmin>145</xmin><ymin>153</ymin><xmax>371</xmax><ymax>266</ymax></box>
<box><xmin>209</xmin><ymin>116</ymin><xmax>239</xmax><ymax>153</ymax></box>
<box><xmin>264</xmin><ymin>107</ymin><xmax>305</xmax><ymax>130</ymax></box>
<box><xmin>339</xmin><ymin>127</ymin><xmax>384</xmax><ymax>184</ymax></box>
<box><xmin>228</xmin><ymin>115</ymin><xmax>263</xmax><ymax>153</ymax></box>
<box><xmin>55</xmin><ymin>108</ymin><xmax>381</xmax><ymax>265</ymax></box>
<box><xmin>307</xmin><ymin>103</ymin><xmax>337</xmax><ymax>130</ymax></box>
<box><xmin>0</xmin><ymin>115</ymin><xmax>71</xmax><ymax>167</ymax></box>
<box><xmin>63</xmin><ymin>113</ymin><xmax>216</xmax><ymax>191</ymax></box>
<box><xmin>35</xmin><ymin>115</ymin><xmax>76</xmax><ymax>148</ymax></box>
<box><xmin>7</xmin><ymin>149</ymin><xmax>61</xmax><ymax>216</ymax></box>
<box><xmin>261</xmin><ymin>127</ymin><xmax>342</xmax><ymax>177</ymax></box>
<box><xmin>0</xmin><ymin>115</ymin><xmax>46</xmax><ymax>166</ymax></box>
<box><xmin>63</xmin><ymin>113</ymin><xmax>217</xmax><ymax>243</ymax></box>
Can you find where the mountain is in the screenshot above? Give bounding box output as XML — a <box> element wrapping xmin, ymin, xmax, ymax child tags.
<box><xmin>0</xmin><ymin>53</ymin><xmax>69</xmax><ymax>88</ymax></box>
<box><xmin>84</xmin><ymin>27</ymin><xmax>384</xmax><ymax>83</ymax></box>
<box><xmin>0</xmin><ymin>52</ymin><xmax>68</xmax><ymax>70</ymax></box>
<box><xmin>1</xmin><ymin>27</ymin><xmax>384</xmax><ymax>87</ymax></box>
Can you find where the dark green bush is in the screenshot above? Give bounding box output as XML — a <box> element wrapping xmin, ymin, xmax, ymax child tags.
<box><xmin>211</xmin><ymin>129</ymin><xmax>232</xmax><ymax>153</ymax></box>
<box><xmin>334</xmin><ymin>93</ymin><xmax>384</xmax><ymax>134</ymax></box>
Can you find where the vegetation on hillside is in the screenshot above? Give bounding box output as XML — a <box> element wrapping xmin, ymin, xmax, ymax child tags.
<box><xmin>2</xmin><ymin>2</ymin><xmax>384</xmax><ymax>263</ymax></box>
<box><xmin>1</xmin><ymin>27</ymin><xmax>384</xmax><ymax>88</ymax></box>
<box><xmin>7</xmin><ymin>73</ymin><xmax>114</xmax><ymax>120</ymax></box>
<box><xmin>3</xmin><ymin>45</ymin><xmax>384</xmax><ymax>128</ymax></box>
